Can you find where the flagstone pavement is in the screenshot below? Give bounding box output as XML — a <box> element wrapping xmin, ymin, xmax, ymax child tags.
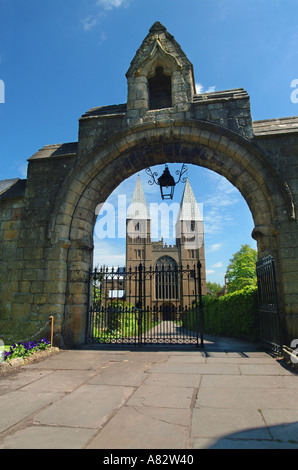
<box><xmin>0</xmin><ymin>335</ymin><xmax>297</xmax><ymax>450</ymax></box>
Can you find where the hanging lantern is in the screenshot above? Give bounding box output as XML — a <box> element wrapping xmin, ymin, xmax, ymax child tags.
<box><xmin>146</xmin><ymin>164</ymin><xmax>187</xmax><ymax>200</ymax></box>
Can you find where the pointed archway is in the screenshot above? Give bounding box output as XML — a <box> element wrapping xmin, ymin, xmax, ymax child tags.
<box><xmin>47</xmin><ymin>119</ymin><xmax>293</xmax><ymax>346</ymax></box>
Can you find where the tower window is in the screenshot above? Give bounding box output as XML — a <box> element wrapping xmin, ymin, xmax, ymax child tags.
<box><xmin>148</xmin><ymin>67</ymin><xmax>172</xmax><ymax>110</ymax></box>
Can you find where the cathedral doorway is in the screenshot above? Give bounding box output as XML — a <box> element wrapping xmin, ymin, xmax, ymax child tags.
<box><xmin>161</xmin><ymin>303</ymin><xmax>176</xmax><ymax>321</ymax></box>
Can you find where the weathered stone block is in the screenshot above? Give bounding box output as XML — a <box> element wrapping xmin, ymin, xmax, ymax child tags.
<box><xmin>14</xmin><ymin>292</ymin><xmax>34</xmax><ymax>304</ymax></box>
<box><xmin>3</xmin><ymin>229</ymin><xmax>19</xmax><ymax>240</ymax></box>
<box><xmin>44</xmin><ymin>281</ymin><xmax>67</xmax><ymax>295</ymax></box>
<box><xmin>19</xmin><ymin>281</ymin><xmax>32</xmax><ymax>293</ymax></box>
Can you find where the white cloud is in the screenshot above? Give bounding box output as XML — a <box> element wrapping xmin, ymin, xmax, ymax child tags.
<box><xmin>212</xmin><ymin>262</ymin><xmax>223</xmax><ymax>268</ymax></box>
<box><xmin>206</xmin><ymin>270</ymin><xmax>215</xmax><ymax>275</ymax></box>
<box><xmin>196</xmin><ymin>83</ymin><xmax>204</xmax><ymax>94</ymax></box>
<box><xmin>81</xmin><ymin>15</ymin><xmax>97</xmax><ymax>31</ymax></box>
<box><xmin>93</xmin><ymin>239</ymin><xmax>125</xmax><ymax>267</ymax></box>
<box><xmin>209</xmin><ymin>243</ymin><xmax>222</xmax><ymax>252</ymax></box>
<box><xmin>81</xmin><ymin>0</ymin><xmax>130</xmax><ymax>33</ymax></box>
<box><xmin>196</xmin><ymin>83</ymin><xmax>216</xmax><ymax>94</ymax></box>
<box><xmin>203</xmin><ymin>173</ymin><xmax>241</xmax><ymax>235</ymax></box>
<box><xmin>96</xmin><ymin>0</ymin><xmax>129</xmax><ymax>10</ymax></box>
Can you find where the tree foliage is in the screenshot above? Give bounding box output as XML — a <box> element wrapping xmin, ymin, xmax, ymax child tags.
<box><xmin>206</xmin><ymin>281</ymin><xmax>223</xmax><ymax>296</ymax></box>
<box><xmin>225</xmin><ymin>244</ymin><xmax>257</xmax><ymax>293</ymax></box>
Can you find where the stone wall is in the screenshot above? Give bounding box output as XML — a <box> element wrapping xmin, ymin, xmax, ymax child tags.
<box><xmin>0</xmin><ymin>184</ymin><xmax>27</xmax><ymax>342</ymax></box>
<box><xmin>0</xmin><ymin>152</ymin><xmax>77</xmax><ymax>344</ymax></box>
<box><xmin>253</xmin><ymin>121</ymin><xmax>298</xmax><ymax>341</ymax></box>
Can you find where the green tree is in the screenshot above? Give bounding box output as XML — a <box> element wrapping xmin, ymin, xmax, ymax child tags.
<box><xmin>225</xmin><ymin>244</ymin><xmax>257</xmax><ymax>293</ymax></box>
<box><xmin>206</xmin><ymin>281</ymin><xmax>223</xmax><ymax>296</ymax></box>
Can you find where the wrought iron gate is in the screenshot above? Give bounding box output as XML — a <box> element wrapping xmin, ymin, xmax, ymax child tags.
<box><xmin>87</xmin><ymin>263</ymin><xmax>204</xmax><ymax>347</ymax></box>
<box><xmin>256</xmin><ymin>255</ymin><xmax>282</xmax><ymax>352</ymax></box>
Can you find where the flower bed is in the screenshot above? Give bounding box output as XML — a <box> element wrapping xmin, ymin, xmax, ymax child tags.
<box><xmin>4</xmin><ymin>338</ymin><xmax>51</xmax><ymax>362</ymax></box>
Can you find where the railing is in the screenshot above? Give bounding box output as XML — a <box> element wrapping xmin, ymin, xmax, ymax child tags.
<box><xmin>256</xmin><ymin>255</ymin><xmax>282</xmax><ymax>352</ymax></box>
<box><xmin>87</xmin><ymin>263</ymin><xmax>204</xmax><ymax>347</ymax></box>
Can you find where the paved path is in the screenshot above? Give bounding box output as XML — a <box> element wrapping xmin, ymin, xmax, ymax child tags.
<box><xmin>0</xmin><ymin>335</ymin><xmax>297</xmax><ymax>450</ymax></box>
<box><xmin>139</xmin><ymin>320</ymin><xmax>200</xmax><ymax>344</ymax></box>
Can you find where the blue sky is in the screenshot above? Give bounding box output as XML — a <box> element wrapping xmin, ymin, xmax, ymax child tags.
<box><xmin>0</xmin><ymin>0</ymin><xmax>297</xmax><ymax>285</ymax></box>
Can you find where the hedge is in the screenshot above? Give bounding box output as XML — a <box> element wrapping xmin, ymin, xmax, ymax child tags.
<box><xmin>183</xmin><ymin>286</ymin><xmax>260</xmax><ymax>342</ymax></box>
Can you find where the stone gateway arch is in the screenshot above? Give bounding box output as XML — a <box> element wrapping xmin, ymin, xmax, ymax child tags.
<box><xmin>0</xmin><ymin>22</ymin><xmax>297</xmax><ymax>348</ymax></box>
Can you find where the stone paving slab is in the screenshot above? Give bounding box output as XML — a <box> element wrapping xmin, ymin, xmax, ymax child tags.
<box><xmin>28</xmin><ymin>350</ymin><xmax>123</xmax><ymax>370</ymax></box>
<box><xmin>127</xmin><ymin>384</ymin><xmax>194</xmax><ymax>409</ymax></box>
<box><xmin>144</xmin><ymin>372</ymin><xmax>202</xmax><ymax>388</ymax></box>
<box><xmin>166</xmin><ymin>355</ymin><xmax>206</xmax><ymax>364</ymax></box>
<box><xmin>238</xmin><ymin>363</ymin><xmax>292</xmax><ymax>376</ymax></box>
<box><xmin>88</xmin><ymin>361</ymin><xmax>152</xmax><ymax>387</ymax></box>
<box><xmin>205</xmin><ymin>356</ymin><xmax>280</xmax><ymax>364</ymax></box>
<box><xmin>148</xmin><ymin>362</ymin><xmax>241</xmax><ymax>375</ymax></box>
<box><xmin>0</xmin><ymin>390</ymin><xmax>64</xmax><ymax>434</ymax></box>
<box><xmin>200</xmin><ymin>374</ymin><xmax>289</xmax><ymax>389</ymax></box>
<box><xmin>196</xmin><ymin>386</ymin><xmax>298</xmax><ymax>410</ymax></box>
<box><xmin>0</xmin><ymin>338</ymin><xmax>298</xmax><ymax>450</ymax></box>
<box><xmin>0</xmin><ymin>369</ymin><xmax>53</xmax><ymax>396</ymax></box>
<box><xmin>34</xmin><ymin>384</ymin><xmax>134</xmax><ymax>428</ymax></box>
<box><xmin>0</xmin><ymin>425</ymin><xmax>96</xmax><ymax>449</ymax></box>
<box><xmin>191</xmin><ymin>407</ymin><xmax>270</xmax><ymax>441</ymax></box>
<box><xmin>86</xmin><ymin>405</ymin><xmax>190</xmax><ymax>449</ymax></box>
<box><xmin>21</xmin><ymin>369</ymin><xmax>96</xmax><ymax>393</ymax></box>
<box><xmin>262</xmin><ymin>410</ymin><xmax>298</xmax><ymax>441</ymax></box>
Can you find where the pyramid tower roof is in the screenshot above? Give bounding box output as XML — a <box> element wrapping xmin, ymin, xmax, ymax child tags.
<box><xmin>177</xmin><ymin>179</ymin><xmax>203</xmax><ymax>221</ymax></box>
<box><xmin>127</xmin><ymin>176</ymin><xmax>150</xmax><ymax>220</ymax></box>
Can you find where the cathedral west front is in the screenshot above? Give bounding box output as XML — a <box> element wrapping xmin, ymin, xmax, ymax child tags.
<box><xmin>125</xmin><ymin>175</ymin><xmax>207</xmax><ymax>310</ymax></box>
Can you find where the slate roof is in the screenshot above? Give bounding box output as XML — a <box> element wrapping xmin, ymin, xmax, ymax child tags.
<box><xmin>28</xmin><ymin>142</ymin><xmax>78</xmax><ymax>161</ymax></box>
<box><xmin>193</xmin><ymin>88</ymin><xmax>249</xmax><ymax>104</ymax></box>
<box><xmin>81</xmin><ymin>104</ymin><xmax>127</xmax><ymax>119</ymax></box>
<box><xmin>0</xmin><ymin>178</ymin><xmax>26</xmax><ymax>201</ymax></box>
<box><xmin>0</xmin><ymin>179</ymin><xmax>19</xmax><ymax>195</ymax></box>
<box><xmin>253</xmin><ymin>116</ymin><xmax>298</xmax><ymax>136</ymax></box>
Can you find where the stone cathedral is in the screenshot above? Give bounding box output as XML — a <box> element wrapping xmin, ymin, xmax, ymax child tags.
<box><xmin>125</xmin><ymin>175</ymin><xmax>207</xmax><ymax>308</ymax></box>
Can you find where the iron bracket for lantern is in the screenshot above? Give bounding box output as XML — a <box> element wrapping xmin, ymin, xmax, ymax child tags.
<box><xmin>145</xmin><ymin>164</ymin><xmax>188</xmax><ymax>200</ymax></box>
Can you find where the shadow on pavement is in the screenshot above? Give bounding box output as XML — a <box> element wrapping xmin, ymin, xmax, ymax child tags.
<box><xmin>205</xmin><ymin>422</ymin><xmax>298</xmax><ymax>449</ymax></box>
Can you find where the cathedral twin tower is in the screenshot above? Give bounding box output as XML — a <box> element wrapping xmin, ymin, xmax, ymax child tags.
<box><xmin>126</xmin><ymin>175</ymin><xmax>207</xmax><ymax>302</ymax></box>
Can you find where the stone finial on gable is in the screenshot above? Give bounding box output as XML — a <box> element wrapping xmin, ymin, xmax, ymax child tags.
<box><xmin>126</xmin><ymin>22</ymin><xmax>195</xmax><ymax>123</ymax></box>
<box><xmin>149</xmin><ymin>21</ymin><xmax>167</xmax><ymax>33</ymax></box>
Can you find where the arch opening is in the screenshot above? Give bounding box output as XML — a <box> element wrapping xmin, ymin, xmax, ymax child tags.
<box><xmin>48</xmin><ymin>122</ymin><xmax>290</xmax><ymax>347</ymax></box>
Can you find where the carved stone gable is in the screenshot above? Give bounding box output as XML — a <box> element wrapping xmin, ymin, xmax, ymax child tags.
<box><xmin>126</xmin><ymin>22</ymin><xmax>196</xmax><ymax>122</ymax></box>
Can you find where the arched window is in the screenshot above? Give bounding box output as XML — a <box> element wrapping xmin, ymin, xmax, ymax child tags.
<box><xmin>148</xmin><ymin>67</ymin><xmax>172</xmax><ymax>110</ymax></box>
<box><xmin>155</xmin><ymin>256</ymin><xmax>178</xmax><ymax>300</ymax></box>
